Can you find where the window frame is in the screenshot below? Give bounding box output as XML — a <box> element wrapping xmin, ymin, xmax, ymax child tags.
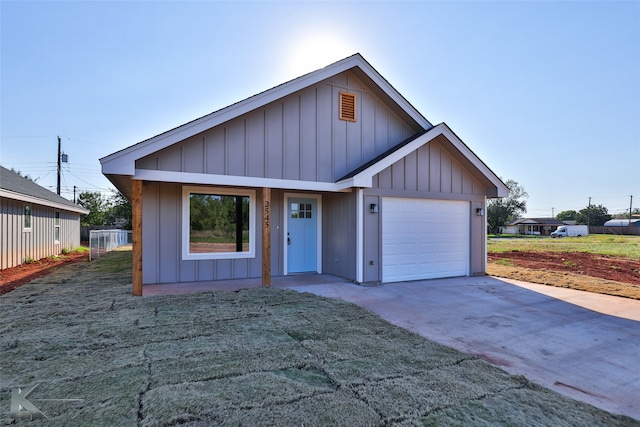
<box><xmin>54</xmin><ymin>211</ymin><xmax>60</xmax><ymax>243</ymax></box>
<box><xmin>23</xmin><ymin>205</ymin><xmax>32</xmax><ymax>231</ymax></box>
<box><xmin>181</xmin><ymin>186</ymin><xmax>256</xmax><ymax>261</ymax></box>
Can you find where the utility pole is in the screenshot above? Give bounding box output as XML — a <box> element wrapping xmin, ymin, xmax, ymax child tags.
<box><xmin>551</xmin><ymin>207</ymin><xmax>555</xmax><ymax>218</ymax></box>
<box><xmin>630</xmin><ymin>195</ymin><xmax>634</xmax><ymax>226</ymax></box>
<box><xmin>587</xmin><ymin>196</ymin><xmax>592</xmax><ymax>227</ymax></box>
<box><xmin>57</xmin><ymin>136</ymin><xmax>62</xmax><ymax>195</ymax></box>
<box><xmin>74</xmin><ymin>185</ymin><xmax>77</xmax><ymax>203</ymax></box>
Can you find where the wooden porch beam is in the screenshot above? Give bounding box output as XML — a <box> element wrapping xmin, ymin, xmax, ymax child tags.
<box><xmin>262</xmin><ymin>187</ymin><xmax>271</xmax><ymax>287</ymax></box>
<box><xmin>132</xmin><ymin>179</ymin><xmax>143</xmax><ymax>296</ymax></box>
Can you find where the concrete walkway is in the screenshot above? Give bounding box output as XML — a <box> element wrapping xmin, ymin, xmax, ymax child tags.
<box><xmin>285</xmin><ymin>276</ymin><xmax>640</xmax><ymax>420</ymax></box>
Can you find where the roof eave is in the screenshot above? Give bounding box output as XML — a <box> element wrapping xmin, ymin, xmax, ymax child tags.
<box><xmin>100</xmin><ymin>53</ymin><xmax>433</xmax><ymax>176</ymax></box>
<box><xmin>336</xmin><ymin>123</ymin><xmax>509</xmax><ymax>197</ymax></box>
<box><xmin>0</xmin><ymin>189</ymin><xmax>90</xmax><ymax>215</ymax></box>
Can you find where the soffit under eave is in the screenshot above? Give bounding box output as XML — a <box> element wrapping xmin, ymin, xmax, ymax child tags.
<box><xmin>104</xmin><ymin>174</ymin><xmax>133</xmax><ymax>202</ymax></box>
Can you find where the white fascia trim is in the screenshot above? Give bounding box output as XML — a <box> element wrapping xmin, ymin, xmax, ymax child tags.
<box><xmin>135</xmin><ymin>169</ymin><xmax>353</xmax><ymax>192</ymax></box>
<box><xmin>100</xmin><ymin>54</ymin><xmax>432</xmax><ymax>176</ymax></box>
<box><xmin>355</xmin><ymin>188</ymin><xmax>364</xmax><ymax>283</ymax></box>
<box><xmin>0</xmin><ymin>189</ymin><xmax>90</xmax><ymax>215</ymax></box>
<box><xmin>337</xmin><ymin>123</ymin><xmax>509</xmax><ymax>197</ymax></box>
<box><xmin>337</xmin><ymin>125</ymin><xmax>444</xmax><ymax>188</ymax></box>
<box><xmin>354</xmin><ymin>59</ymin><xmax>432</xmax><ymax>129</ymax></box>
<box><xmin>439</xmin><ymin>125</ymin><xmax>510</xmax><ymax>198</ymax></box>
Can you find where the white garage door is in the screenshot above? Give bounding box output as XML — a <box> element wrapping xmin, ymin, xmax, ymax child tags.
<box><xmin>382</xmin><ymin>198</ymin><xmax>470</xmax><ymax>283</ymax></box>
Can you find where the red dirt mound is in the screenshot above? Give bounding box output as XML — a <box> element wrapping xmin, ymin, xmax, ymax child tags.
<box><xmin>488</xmin><ymin>251</ymin><xmax>640</xmax><ymax>285</ymax></box>
<box><xmin>0</xmin><ymin>252</ymin><xmax>88</xmax><ymax>295</ymax></box>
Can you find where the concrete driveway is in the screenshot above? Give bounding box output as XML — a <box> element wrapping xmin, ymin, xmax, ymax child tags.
<box><xmin>286</xmin><ymin>276</ymin><xmax>640</xmax><ymax>420</ymax></box>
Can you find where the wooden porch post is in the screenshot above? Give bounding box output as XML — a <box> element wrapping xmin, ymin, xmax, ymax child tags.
<box><xmin>132</xmin><ymin>179</ymin><xmax>143</xmax><ymax>296</ymax></box>
<box><xmin>262</xmin><ymin>187</ymin><xmax>271</xmax><ymax>287</ymax></box>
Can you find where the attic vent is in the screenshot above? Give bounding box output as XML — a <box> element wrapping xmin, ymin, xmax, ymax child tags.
<box><xmin>339</xmin><ymin>92</ymin><xmax>356</xmax><ymax>122</ymax></box>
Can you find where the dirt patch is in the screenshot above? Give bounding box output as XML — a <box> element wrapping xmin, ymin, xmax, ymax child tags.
<box><xmin>488</xmin><ymin>251</ymin><xmax>640</xmax><ymax>285</ymax></box>
<box><xmin>0</xmin><ymin>252</ymin><xmax>88</xmax><ymax>295</ymax></box>
<box><xmin>488</xmin><ymin>264</ymin><xmax>640</xmax><ymax>300</ymax></box>
<box><xmin>488</xmin><ymin>251</ymin><xmax>640</xmax><ymax>300</ymax></box>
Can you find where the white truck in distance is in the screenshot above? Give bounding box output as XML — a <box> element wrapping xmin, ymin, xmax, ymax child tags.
<box><xmin>551</xmin><ymin>225</ymin><xmax>589</xmax><ymax>238</ymax></box>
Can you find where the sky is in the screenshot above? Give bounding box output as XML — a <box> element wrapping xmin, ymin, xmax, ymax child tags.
<box><xmin>1</xmin><ymin>0</ymin><xmax>638</xmax><ymax>218</ymax></box>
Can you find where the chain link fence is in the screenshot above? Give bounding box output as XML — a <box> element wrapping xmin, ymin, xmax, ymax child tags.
<box><xmin>89</xmin><ymin>229</ymin><xmax>132</xmax><ymax>261</ymax></box>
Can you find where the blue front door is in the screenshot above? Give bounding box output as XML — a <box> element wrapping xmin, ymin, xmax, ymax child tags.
<box><xmin>287</xmin><ymin>198</ymin><xmax>317</xmax><ymax>273</ymax></box>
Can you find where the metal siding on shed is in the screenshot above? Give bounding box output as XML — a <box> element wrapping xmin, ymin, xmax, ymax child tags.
<box><xmin>1</xmin><ymin>197</ymin><xmax>82</xmax><ymax>270</ymax></box>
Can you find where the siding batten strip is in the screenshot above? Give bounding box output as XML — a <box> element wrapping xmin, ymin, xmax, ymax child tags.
<box><xmin>132</xmin><ymin>179</ymin><xmax>143</xmax><ymax>296</ymax></box>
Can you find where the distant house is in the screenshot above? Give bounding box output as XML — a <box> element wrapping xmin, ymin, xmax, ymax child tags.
<box><xmin>604</xmin><ymin>218</ymin><xmax>640</xmax><ymax>227</ymax></box>
<box><xmin>101</xmin><ymin>54</ymin><xmax>509</xmax><ymax>296</ymax></box>
<box><xmin>502</xmin><ymin>218</ymin><xmax>566</xmax><ymax>235</ymax></box>
<box><xmin>0</xmin><ymin>166</ymin><xmax>89</xmax><ymax>269</ymax></box>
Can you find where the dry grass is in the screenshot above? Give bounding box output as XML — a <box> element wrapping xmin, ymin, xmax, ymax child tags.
<box><xmin>488</xmin><ymin>264</ymin><xmax>640</xmax><ymax>300</ymax></box>
<box><xmin>488</xmin><ymin>234</ymin><xmax>640</xmax><ymax>259</ymax></box>
<box><xmin>2</xmin><ymin>250</ymin><xmax>637</xmax><ymax>426</ymax></box>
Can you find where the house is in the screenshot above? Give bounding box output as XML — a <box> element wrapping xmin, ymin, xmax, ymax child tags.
<box><xmin>0</xmin><ymin>166</ymin><xmax>89</xmax><ymax>269</ymax></box>
<box><xmin>100</xmin><ymin>54</ymin><xmax>509</xmax><ymax>296</ymax></box>
<box><xmin>502</xmin><ymin>218</ymin><xmax>566</xmax><ymax>235</ymax></box>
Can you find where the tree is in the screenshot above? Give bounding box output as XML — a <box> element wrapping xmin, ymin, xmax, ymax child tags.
<box><xmin>105</xmin><ymin>190</ymin><xmax>132</xmax><ymax>229</ymax></box>
<box><xmin>77</xmin><ymin>191</ymin><xmax>110</xmax><ymax>226</ymax></box>
<box><xmin>10</xmin><ymin>168</ymin><xmax>35</xmax><ymax>182</ymax></box>
<box><xmin>575</xmin><ymin>204</ymin><xmax>611</xmax><ymax>226</ymax></box>
<box><xmin>487</xmin><ymin>179</ymin><xmax>528</xmax><ymax>234</ymax></box>
<box><xmin>556</xmin><ymin>210</ymin><xmax>578</xmax><ymax>221</ymax></box>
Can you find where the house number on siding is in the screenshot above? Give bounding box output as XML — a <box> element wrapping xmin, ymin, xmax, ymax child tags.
<box><xmin>264</xmin><ymin>200</ymin><xmax>270</xmax><ymax>228</ymax></box>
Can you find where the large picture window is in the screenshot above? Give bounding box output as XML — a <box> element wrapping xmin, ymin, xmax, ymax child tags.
<box><xmin>182</xmin><ymin>186</ymin><xmax>255</xmax><ymax>260</ymax></box>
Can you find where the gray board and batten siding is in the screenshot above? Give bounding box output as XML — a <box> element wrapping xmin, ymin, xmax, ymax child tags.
<box><xmin>137</xmin><ymin>70</ymin><xmax>411</xmax><ymax>285</ymax></box>
<box><xmin>134</xmin><ymin>70</ymin><xmax>489</xmax><ymax>285</ymax></box>
<box><xmin>0</xmin><ymin>200</ymin><xmax>82</xmax><ymax>269</ymax></box>
<box><xmin>1</xmin><ymin>166</ymin><xmax>88</xmax><ymax>269</ymax></box>
<box><xmin>101</xmin><ymin>54</ymin><xmax>509</xmax><ymax>289</ymax></box>
<box><xmin>135</xmin><ymin>71</ymin><xmax>421</xmax><ymax>182</ymax></box>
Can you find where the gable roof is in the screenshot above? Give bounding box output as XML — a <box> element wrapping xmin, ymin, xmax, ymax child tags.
<box><xmin>338</xmin><ymin>123</ymin><xmax>508</xmax><ymax>198</ymax></box>
<box><xmin>101</xmin><ymin>53</ymin><xmax>508</xmax><ymax>199</ymax></box>
<box><xmin>101</xmin><ymin>53</ymin><xmax>432</xmax><ymax>177</ymax></box>
<box><xmin>0</xmin><ymin>166</ymin><xmax>89</xmax><ymax>214</ymax></box>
